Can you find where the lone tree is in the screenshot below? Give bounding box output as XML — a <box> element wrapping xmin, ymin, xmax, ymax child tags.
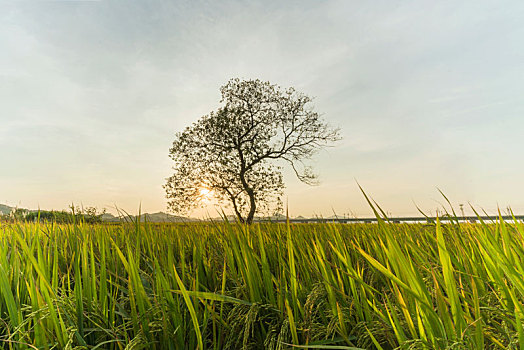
<box><xmin>165</xmin><ymin>78</ymin><xmax>340</xmax><ymax>224</ymax></box>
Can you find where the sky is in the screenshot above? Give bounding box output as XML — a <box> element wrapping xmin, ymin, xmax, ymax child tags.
<box><xmin>1</xmin><ymin>0</ymin><xmax>524</xmax><ymax>218</ymax></box>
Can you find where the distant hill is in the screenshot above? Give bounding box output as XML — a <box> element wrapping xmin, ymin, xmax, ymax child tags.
<box><xmin>1</xmin><ymin>206</ymin><xmax>312</xmax><ymax>223</ymax></box>
<box><xmin>101</xmin><ymin>212</ymin><xmax>199</xmax><ymax>223</ymax></box>
<box><xmin>0</xmin><ymin>204</ymin><xmax>13</xmax><ymax>215</ymax></box>
<box><xmin>0</xmin><ymin>205</ymin><xmax>197</xmax><ymax>223</ymax></box>
<box><xmin>140</xmin><ymin>212</ymin><xmax>200</xmax><ymax>222</ymax></box>
<box><xmin>208</xmin><ymin>213</ymin><xmax>291</xmax><ymax>222</ymax></box>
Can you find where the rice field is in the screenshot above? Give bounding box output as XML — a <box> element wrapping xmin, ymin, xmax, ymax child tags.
<box><xmin>0</xmin><ymin>208</ymin><xmax>523</xmax><ymax>349</ymax></box>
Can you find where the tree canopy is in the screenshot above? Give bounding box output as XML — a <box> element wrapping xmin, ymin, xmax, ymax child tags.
<box><xmin>165</xmin><ymin>78</ymin><xmax>340</xmax><ymax>223</ymax></box>
<box><xmin>4</xmin><ymin>206</ymin><xmax>106</xmax><ymax>224</ymax></box>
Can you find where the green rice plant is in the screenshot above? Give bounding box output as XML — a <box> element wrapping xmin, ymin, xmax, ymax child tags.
<box><xmin>0</xmin><ymin>207</ymin><xmax>523</xmax><ymax>348</ymax></box>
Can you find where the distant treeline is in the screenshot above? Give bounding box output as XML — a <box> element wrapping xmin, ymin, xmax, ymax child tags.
<box><xmin>4</xmin><ymin>206</ymin><xmax>106</xmax><ymax>224</ymax></box>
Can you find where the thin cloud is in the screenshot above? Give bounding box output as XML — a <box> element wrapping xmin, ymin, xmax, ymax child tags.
<box><xmin>1</xmin><ymin>0</ymin><xmax>524</xmax><ymax>216</ymax></box>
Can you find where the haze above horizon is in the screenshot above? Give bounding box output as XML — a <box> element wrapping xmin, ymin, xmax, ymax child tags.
<box><xmin>2</xmin><ymin>0</ymin><xmax>524</xmax><ymax>217</ymax></box>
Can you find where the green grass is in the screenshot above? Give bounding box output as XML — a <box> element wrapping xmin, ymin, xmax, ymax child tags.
<box><xmin>0</xmin><ymin>212</ymin><xmax>523</xmax><ymax>349</ymax></box>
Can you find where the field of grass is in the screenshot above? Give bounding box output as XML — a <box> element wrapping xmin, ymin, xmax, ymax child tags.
<box><xmin>0</xmin><ymin>209</ymin><xmax>523</xmax><ymax>349</ymax></box>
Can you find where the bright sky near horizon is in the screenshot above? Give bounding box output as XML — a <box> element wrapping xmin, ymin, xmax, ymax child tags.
<box><xmin>1</xmin><ymin>0</ymin><xmax>524</xmax><ymax>218</ymax></box>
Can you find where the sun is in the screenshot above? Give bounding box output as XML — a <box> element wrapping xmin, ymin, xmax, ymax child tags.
<box><xmin>199</xmin><ymin>186</ymin><xmax>213</xmax><ymax>200</ymax></box>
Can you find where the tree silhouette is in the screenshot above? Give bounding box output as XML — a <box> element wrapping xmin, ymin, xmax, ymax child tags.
<box><xmin>165</xmin><ymin>78</ymin><xmax>340</xmax><ymax>223</ymax></box>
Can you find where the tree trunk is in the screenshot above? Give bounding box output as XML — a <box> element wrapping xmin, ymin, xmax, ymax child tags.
<box><xmin>229</xmin><ymin>194</ymin><xmax>245</xmax><ymax>223</ymax></box>
<box><xmin>246</xmin><ymin>192</ymin><xmax>256</xmax><ymax>224</ymax></box>
<box><xmin>235</xmin><ymin>212</ymin><xmax>245</xmax><ymax>224</ymax></box>
<box><xmin>237</xmin><ymin>145</ymin><xmax>256</xmax><ymax>224</ymax></box>
<box><xmin>238</xmin><ymin>164</ymin><xmax>257</xmax><ymax>224</ymax></box>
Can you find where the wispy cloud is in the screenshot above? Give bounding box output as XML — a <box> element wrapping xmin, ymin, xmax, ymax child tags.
<box><xmin>1</xmin><ymin>0</ymin><xmax>524</xmax><ymax>216</ymax></box>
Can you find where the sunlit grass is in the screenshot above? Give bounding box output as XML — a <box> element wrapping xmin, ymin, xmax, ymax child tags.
<box><xmin>0</xmin><ymin>211</ymin><xmax>522</xmax><ymax>349</ymax></box>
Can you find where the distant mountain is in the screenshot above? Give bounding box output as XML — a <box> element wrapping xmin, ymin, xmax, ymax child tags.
<box><xmin>0</xmin><ymin>205</ymin><xmax>197</xmax><ymax>223</ymax></box>
<box><xmin>140</xmin><ymin>212</ymin><xmax>200</xmax><ymax>222</ymax></box>
<box><xmin>101</xmin><ymin>213</ymin><xmax>120</xmax><ymax>222</ymax></box>
<box><xmin>207</xmin><ymin>213</ymin><xmax>291</xmax><ymax>222</ymax></box>
<box><xmin>1</xmin><ymin>205</ymin><xmax>307</xmax><ymax>223</ymax></box>
<box><xmin>101</xmin><ymin>212</ymin><xmax>199</xmax><ymax>223</ymax></box>
<box><xmin>0</xmin><ymin>204</ymin><xmax>13</xmax><ymax>215</ymax></box>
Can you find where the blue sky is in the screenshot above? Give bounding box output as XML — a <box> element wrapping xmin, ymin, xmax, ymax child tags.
<box><xmin>1</xmin><ymin>0</ymin><xmax>524</xmax><ymax>217</ymax></box>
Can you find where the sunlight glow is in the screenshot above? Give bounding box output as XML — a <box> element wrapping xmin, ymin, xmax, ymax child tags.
<box><xmin>199</xmin><ymin>186</ymin><xmax>212</xmax><ymax>200</ymax></box>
